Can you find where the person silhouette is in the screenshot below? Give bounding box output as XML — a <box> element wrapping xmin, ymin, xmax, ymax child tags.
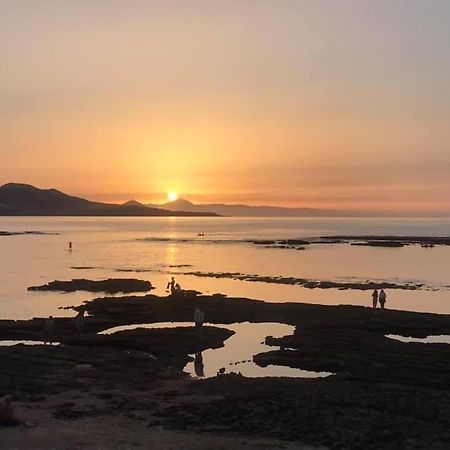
<box><xmin>194</xmin><ymin>307</ymin><xmax>205</xmax><ymax>328</ymax></box>
<box><xmin>194</xmin><ymin>352</ymin><xmax>204</xmax><ymax>377</ymax></box>
<box><xmin>372</xmin><ymin>289</ymin><xmax>378</xmax><ymax>309</ymax></box>
<box><xmin>166</xmin><ymin>277</ymin><xmax>176</xmax><ymax>295</ymax></box>
<box><xmin>44</xmin><ymin>316</ymin><xmax>55</xmax><ymax>345</ymax></box>
<box><xmin>379</xmin><ymin>289</ymin><xmax>387</xmax><ymax>309</ymax></box>
<box><xmin>74</xmin><ymin>309</ymin><xmax>85</xmax><ymax>335</ymax></box>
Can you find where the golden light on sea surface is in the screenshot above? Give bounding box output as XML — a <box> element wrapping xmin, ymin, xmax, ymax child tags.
<box><xmin>168</xmin><ymin>192</ymin><xmax>178</xmax><ymax>202</ymax></box>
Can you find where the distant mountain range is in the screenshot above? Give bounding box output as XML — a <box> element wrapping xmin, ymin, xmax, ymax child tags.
<box><xmin>4</xmin><ymin>183</ymin><xmax>440</xmax><ymax>218</ymax></box>
<box><xmin>0</xmin><ymin>184</ymin><xmax>217</xmax><ymax>217</ymax></box>
<box><xmin>148</xmin><ymin>198</ymin><xmax>336</xmax><ymax>217</ymax></box>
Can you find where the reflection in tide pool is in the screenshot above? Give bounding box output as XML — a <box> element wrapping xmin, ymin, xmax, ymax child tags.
<box><xmin>0</xmin><ymin>340</ymin><xmax>59</xmax><ymax>346</ymax></box>
<box><xmin>102</xmin><ymin>322</ymin><xmax>333</xmax><ymax>379</ymax></box>
<box><xmin>101</xmin><ymin>322</ymin><xmax>194</xmax><ymax>334</ymax></box>
<box><xmin>185</xmin><ymin>322</ymin><xmax>332</xmax><ymax>379</ymax></box>
<box><xmin>386</xmin><ymin>334</ymin><xmax>450</xmax><ymax>344</ymax></box>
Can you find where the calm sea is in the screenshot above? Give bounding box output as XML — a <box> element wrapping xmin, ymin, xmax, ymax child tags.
<box><xmin>1</xmin><ymin>216</ymin><xmax>450</xmax><ymax>319</ymax></box>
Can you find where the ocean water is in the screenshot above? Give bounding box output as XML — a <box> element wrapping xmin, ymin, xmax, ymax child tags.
<box><xmin>1</xmin><ymin>216</ymin><xmax>450</xmax><ymax>320</ymax></box>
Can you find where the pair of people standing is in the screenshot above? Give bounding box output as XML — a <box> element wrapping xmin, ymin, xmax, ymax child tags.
<box><xmin>372</xmin><ymin>289</ymin><xmax>387</xmax><ymax>309</ymax></box>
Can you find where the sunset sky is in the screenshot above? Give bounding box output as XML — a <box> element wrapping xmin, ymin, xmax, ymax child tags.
<box><xmin>1</xmin><ymin>0</ymin><xmax>449</xmax><ymax>212</ymax></box>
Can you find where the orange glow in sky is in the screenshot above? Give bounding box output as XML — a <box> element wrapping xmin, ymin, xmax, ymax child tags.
<box><xmin>1</xmin><ymin>1</ymin><xmax>450</xmax><ymax>214</ymax></box>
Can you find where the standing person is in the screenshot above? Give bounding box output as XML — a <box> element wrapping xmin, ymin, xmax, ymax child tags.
<box><xmin>68</xmin><ymin>242</ymin><xmax>72</xmax><ymax>251</ymax></box>
<box><xmin>166</xmin><ymin>277</ymin><xmax>176</xmax><ymax>295</ymax></box>
<box><xmin>379</xmin><ymin>289</ymin><xmax>387</xmax><ymax>309</ymax></box>
<box><xmin>43</xmin><ymin>316</ymin><xmax>55</xmax><ymax>345</ymax></box>
<box><xmin>194</xmin><ymin>307</ymin><xmax>205</xmax><ymax>328</ymax></box>
<box><xmin>372</xmin><ymin>289</ymin><xmax>379</xmax><ymax>309</ymax></box>
<box><xmin>74</xmin><ymin>309</ymin><xmax>85</xmax><ymax>335</ymax></box>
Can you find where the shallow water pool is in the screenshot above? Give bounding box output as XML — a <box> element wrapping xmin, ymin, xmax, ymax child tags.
<box><xmin>101</xmin><ymin>321</ymin><xmax>332</xmax><ymax>379</ymax></box>
<box><xmin>0</xmin><ymin>340</ymin><xmax>59</xmax><ymax>346</ymax></box>
<box><xmin>386</xmin><ymin>334</ymin><xmax>450</xmax><ymax>344</ymax></box>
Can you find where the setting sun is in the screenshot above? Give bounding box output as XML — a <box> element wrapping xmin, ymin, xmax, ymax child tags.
<box><xmin>167</xmin><ymin>192</ymin><xmax>178</xmax><ymax>202</ymax></box>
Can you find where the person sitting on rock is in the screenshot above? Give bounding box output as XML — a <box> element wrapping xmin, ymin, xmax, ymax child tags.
<box><xmin>379</xmin><ymin>289</ymin><xmax>387</xmax><ymax>309</ymax></box>
<box><xmin>372</xmin><ymin>289</ymin><xmax>378</xmax><ymax>309</ymax></box>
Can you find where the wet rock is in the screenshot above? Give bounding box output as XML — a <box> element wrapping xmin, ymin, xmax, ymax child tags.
<box><xmin>0</xmin><ymin>395</ymin><xmax>17</xmax><ymax>426</ymax></box>
<box><xmin>28</xmin><ymin>278</ymin><xmax>154</xmax><ymax>294</ymax></box>
<box><xmin>165</xmin><ymin>264</ymin><xmax>193</xmax><ymax>268</ymax></box>
<box><xmin>53</xmin><ymin>404</ymin><xmax>102</xmax><ymax>420</ymax></box>
<box><xmin>0</xmin><ymin>231</ymin><xmax>56</xmax><ymax>237</ymax></box>
<box><xmin>321</xmin><ymin>235</ymin><xmax>450</xmax><ymax>246</ymax></box>
<box><xmin>156</xmin><ymin>375</ymin><xmax>450</xmax><ymax>448</ymax></box>
<box><xmin>62</xmin><ymin>326</ymin><xmax>234</xmax><ymax>359</ymax></box>
<box><xmin>280</xmin><ymin>239</ymin><xmax>311</xmax><ymax>246</ymax></box>
<box><xmin>180</xmin><ymin>271</ymin><xmax>424</xmax><ymax>291</ymax></box>
<box><xmin>4</xmin><ymin>291</ymin><xmax>450</xmax><ymax>448</ymax></box>
<box><xmin>351</xmin><ymin>241</ymin><xmax>406</xmax><ymax>248</ymax></box>
<box><xmin>169</xmin><ymin>289</ymin><xmax>202</xmax><ymax>297</ymax></box>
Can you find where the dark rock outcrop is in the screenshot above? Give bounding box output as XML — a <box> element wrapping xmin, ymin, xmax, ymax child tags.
<box><xmin>4</xmin><ymin>294</ymin><xmax>450</xmax><ymax>448</ymax></box>
<box><xmin>0</xmin><ymin>231</ymin><xmax>56</xmax><ymax>237</ymax></box>
<box><xmin>28</xmin><ymin>278</ymin><xmax>154</xmax><ymax>294</ymax></box>
<box><xmin>178</xmin><ymin>271</ymin><xmax>424</xmax><ymax>291</ymax></box>
<box><xmin>320</xmin><ymin>235</ymin><xmax>450</xmax><ymax>246</ymax></box>
<box><xmin>63</xmin><ymin>326</ymin><xmax>234</xmax><ymax>356</ymax></box>
<box><xmin>351</xmin><ymin>240</ymin><xmax>406</xmax><ymax>247</ymax></box>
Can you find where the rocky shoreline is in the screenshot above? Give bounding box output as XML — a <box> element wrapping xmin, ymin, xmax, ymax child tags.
<box><xmin>249</xmin><ymin>235</ymin><xmax>450</xmax><ymax>250</ymax></box>
<box><xmin>3</xmin><ymin>293</ymin><xmax>450</xmax><ymax>448</ymax></box>
<box><xmin>0</xmin><ymin>231</ymin><xmax>57</xmax><ymax>237</ymax></box>
<box><xmin>176</xmin><ymin>271</ymin><xmax>426</xmax><ymax>291</ymax></box>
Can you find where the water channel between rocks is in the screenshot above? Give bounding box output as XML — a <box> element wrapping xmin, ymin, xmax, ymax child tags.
<box><xmin>101</xmin><ymin>321</ymin><xmax>333</xmax><ymax>379</ymax></box>
<box><xmin>386</xmin><ymin>334</ymin><xmax>450</xmax><ymax>344</ymax></box>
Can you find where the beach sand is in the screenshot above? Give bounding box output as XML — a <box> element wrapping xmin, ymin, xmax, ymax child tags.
<box><xmin>2</xmin><ymin>386</ymin><xmax>312</xmax><ymax>450</ymax></box>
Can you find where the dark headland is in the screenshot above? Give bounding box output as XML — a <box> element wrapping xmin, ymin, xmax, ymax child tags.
<box><xmin>3</xmin><ymin>291</ymin><xmax>450</xmax><ymax>449</ymax></box>
<box><xmin>0</xmin><ymin>183</ymin><xmax>218</xmax><ymax>217</ymax></box>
